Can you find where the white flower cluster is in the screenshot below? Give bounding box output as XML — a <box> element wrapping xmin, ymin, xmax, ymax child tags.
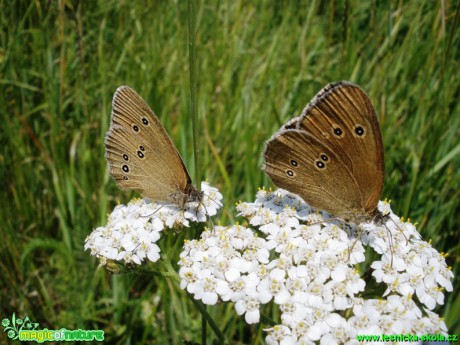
<box><xmin>85</xmin><ymin>182</ymin><xmax>222</xmax><ymax>267</ymax></box>
<box><xmin>179</xmin><ymin>188</ymin><xmax>453</xmax><ymax>344</ymax></box>
<box><xmin>363</xmin><ymin>219</ymin><xmax>453</xmax><ymax>311</ymax></box>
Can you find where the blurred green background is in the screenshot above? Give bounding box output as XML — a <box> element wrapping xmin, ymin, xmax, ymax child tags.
<box><xmin>1</xmin><ymin>0</ymin><xmax>459</xmax><ymax>344</ymax></box>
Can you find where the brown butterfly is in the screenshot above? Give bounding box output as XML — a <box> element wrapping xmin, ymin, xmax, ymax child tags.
<box><xmin>105</xmin><ymin>86</ymin><xmax>202</xmax><ymax>207</ymax></box>
<box><xmin>263</xmin><ymin>81</ymin><xmax>384</xmax><ymax>225</ymax></box>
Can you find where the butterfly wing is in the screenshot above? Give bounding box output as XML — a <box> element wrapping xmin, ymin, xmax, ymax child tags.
<box><xmin>105</xmin><ymin>86</ymin><xmax>192</xmax><ymax>202</ymax></box>
<box><xmin>264</xmin><ymin>129</ymin><xmax>365</xmax><ymax>217</ymax></box>
<box><xmin>287</xmin><ymin>81</ymin><xmax>384</xmax><ymax>215</ymax></box>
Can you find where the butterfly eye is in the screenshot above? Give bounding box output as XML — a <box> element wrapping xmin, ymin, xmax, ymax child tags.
<box><xmin>333</xmin><ymin>127</ymin><xmax>343</xmax><ymax>137</ymax></box>
<box><xmin>137</xmin><ymin>151</ymin><xmax>144</xmax><ymax>158</ymax></box>
<box><xmin>290</xmin><ymin>159</ymin><xmax>298</xmax><ymax>167</ymax></box>
<box><xmin>122</xmin><ymin>154</ymin><xmax>129</xmax><ymax>161</ymax></box>
<box><xmin>122</xmin><ymin>165</ymin><xmax>130</xmax><ymax>173</ymax></box>
<box><xmin>132</xmin><ymin>124</ymin><xmax>140</xmax><ymax>132</ymax></box>
<box><xmin>315</xmin><ymin>161</ymin><xmax>325</xmax><ymax>169</ymax></box>
<box><xmin>354</xmin><ymin>125</ymin><xmax>365</xmax><ymax>136</ymax></box>
<box><xmin>142</xmin><ymin>117</ymin><xmax>149</xmax><ymax>125</ymax></box>
<box><xmin>286</xmin><ymin>170</ymin><xmax>295</xmax><ymax>177</ymax></box>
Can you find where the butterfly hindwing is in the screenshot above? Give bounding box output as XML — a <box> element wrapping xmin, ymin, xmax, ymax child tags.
<box><xmin>264</xmin><ymin>129</ymin><xmax>365</xmax><ymax>217</ymax></box>
<box><xmin>288</xmin><ymin>81</ymin><xmax>384</xmax><ymax>215</ymax></box>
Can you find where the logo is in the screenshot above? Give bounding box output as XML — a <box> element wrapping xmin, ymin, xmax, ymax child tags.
<box><xmin>2</xmin><ymin>314</ymin><xmax>104</xmax><ymax>343</ymax></box>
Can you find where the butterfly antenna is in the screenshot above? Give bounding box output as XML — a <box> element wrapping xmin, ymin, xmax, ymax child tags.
<box><xmin>205</xmin><ymin>206</ymin><xmax>215</xmax><ymax>229</ymax></box>
<box><xmin>199</xmin><ymin>194</ymin><xmax>215</xmax><ymax>229</ymax></box>
<box><xmin>383</xmin><ymin>221</ymin><xmax>395</xmax><ymax>267</ymax></box>
<box><xmin>375</xmin><ymin>212</ymin><xmax>399</xmax><ymax>267</ymax></box>
<box><xmin>206</xmin><ymin>191</ymin><xmax>222</xmax><ymax>209</ymax></box>
<box><xmin>388</xmin><ymin>215</ymin><xmax>409</xmax><ymax>245</ymax></box>
<box><xmin>347</xmin><ymin>226</ymin><xmax>364</xmax><ymax>262</ymax></box>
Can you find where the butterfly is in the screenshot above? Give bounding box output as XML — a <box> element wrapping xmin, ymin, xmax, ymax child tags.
<box><xmin>105</xmin><ymin>86</ymin><xmax>202</xmax><ymax>207</ymax></box>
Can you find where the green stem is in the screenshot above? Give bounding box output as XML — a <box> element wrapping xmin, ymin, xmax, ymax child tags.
<box><xmin>161</xmin><ymin>256</ymin><xmax>181</xmax><ymax>284</ymax></box>
<box><xmin>186</xmin><ymin>291</ymin><xmax>229</xmax><ymax>344</ymax></box>
<box><xmin>188</xmin><ymin>0</ymin><xmax>200</xmax><ymax>190</ymax></box>
<box><xmin>202</xmin><ymin>306</ymin><xmax>207</xmax><ymax>345</ymax></box>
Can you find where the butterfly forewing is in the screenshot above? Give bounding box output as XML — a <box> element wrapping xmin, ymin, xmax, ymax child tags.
<box><xmin>105</xmin><ymin>86</ymin><xmax>192</xmax><ymax>202</ymax></box>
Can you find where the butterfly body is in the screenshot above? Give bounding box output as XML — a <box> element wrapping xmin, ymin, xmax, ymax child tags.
<box><xmin>264</xmin><ymin>81</ymin><xmax>384</xmax><ymax>225</ymax></box>
<box><xmin>105</xmin><ymin>86</ymin><xmax>201</xmax><ymax>207</ymax></box>
<box><xmin>170</xmin><ymin>184</ymin><xmax>204</xmax><ymax>208</ymax></box>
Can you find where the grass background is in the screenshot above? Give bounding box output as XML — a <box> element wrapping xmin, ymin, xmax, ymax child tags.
<box><xmin>1</xmin><ymin>0</ymin><xmax>459</xmax><ymax>343</ymax></box>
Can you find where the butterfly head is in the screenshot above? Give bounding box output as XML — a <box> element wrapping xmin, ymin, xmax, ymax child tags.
<box><xmin>340</xmin><ymin>207</ymin><xmax>385</xmax><ymax>227</ymax></box>
<box><xmin>169</xmin><ymin>184</ymin><xmax>204</xmax><ymax>209</ymax></box>
<box><xmin>186</xmin><ymin>184</ymin><xmax>205</xmax><ymax>203</ymax></box>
